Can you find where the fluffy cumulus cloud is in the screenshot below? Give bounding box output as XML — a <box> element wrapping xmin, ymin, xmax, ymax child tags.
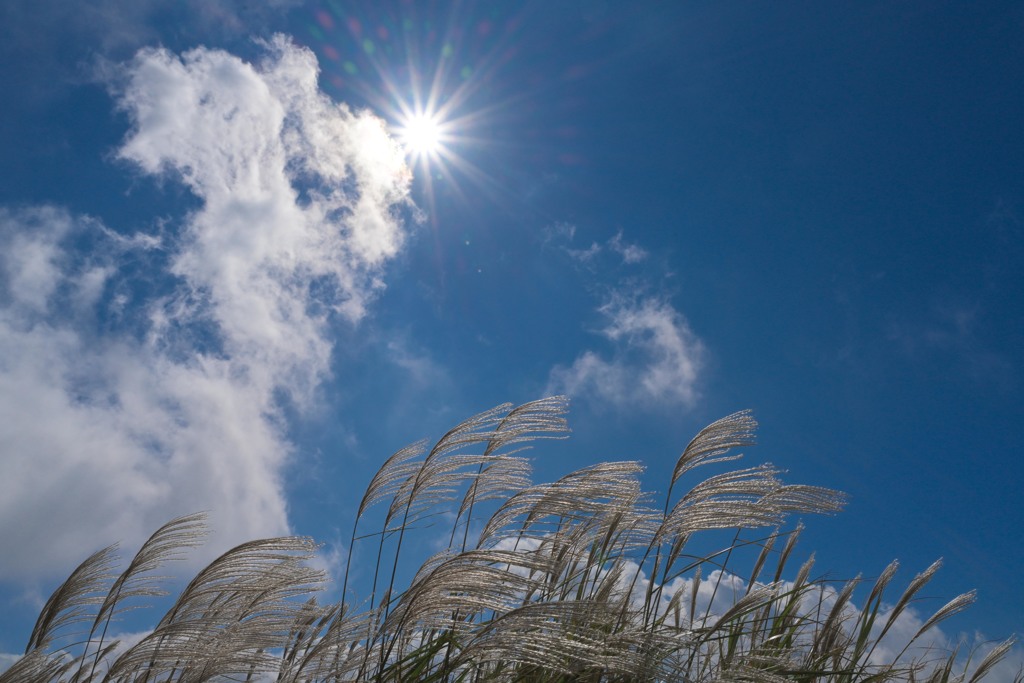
<box><xmin>670</xmin><ymin>570</ymin><xmax>1022</xmax><ymax>682</ymax></box>
<box><xmin>548</xmin><ymin>293</ymin><xmax>704</xmax><ymax>409</ymax></box>
<box><xmin>618</xmin><ymin>558</ymin><xmax>1021</xmax><ymax>681</ymax></box>
<box><xmin>0</xmin><ymin>38</ymin><xmax>411</xmax><ymax>580</ymax></box>
<box><xmin>486</xmin><ymin>537</ymin><xmax>1019</xmax><ymax>681</ymax></box>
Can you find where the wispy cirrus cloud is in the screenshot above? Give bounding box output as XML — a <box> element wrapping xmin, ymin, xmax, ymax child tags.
<box><xmin>608</xmin><ymin>230</ymin><xmax>648</xmax><ymax>264</ymax></box>
<box><xmin>547</xmin><ymin>223</ymin><xmax>648</xmax><ymax>267</ymax></box>
<box><xmin>542</xmin><ymin>222</ymin><xmax>702</xmax><ymax>410</ymax></box>
<box><xmin>886</xmin><ymin>300</ymin><xmax>1014</xmax><ymax>389</ymax></box>
<box><xmin>547</xmin><ymin>292</ymin><xmax>704</xmax><ymax>409</ymax></box>
<box><xmin>0</xmin><ymin>38</ymin><xmax>411</xmax><ymax>581</ymax></box>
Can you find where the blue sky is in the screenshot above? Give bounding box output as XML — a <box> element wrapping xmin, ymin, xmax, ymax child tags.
<box><xmin>0</xmin><ymin>0</ymin><xmax>1022</xmax><ymax>673</ymax></box>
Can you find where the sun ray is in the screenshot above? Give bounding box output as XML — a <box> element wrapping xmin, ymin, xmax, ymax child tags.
<box><xmin>310</xmin><ymin>3</ymin><xmax>542</xmax><ymax>221</ymax></box>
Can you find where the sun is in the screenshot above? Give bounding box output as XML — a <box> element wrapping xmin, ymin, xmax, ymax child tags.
<box><xmin>399</xmin><ymin>111</ymin><xmax>444</xmax><ymax>157</ymax></box>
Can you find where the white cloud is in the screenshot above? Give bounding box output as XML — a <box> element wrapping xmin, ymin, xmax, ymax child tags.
<box><xmin>0</xmin><ymin>653</ymin><xmax>19</xmax><ymax>674</ymax></box>
<box><xmin>115</xmin><ymin>37</ymin><xmax>411</xmax><ymax>402</ymax></box>
<box><xmin>566</xmin><ymin>242</ymin><xmax>602</xmax><ymax>263</ymax></box>
<box><xmin>385</xmin><ymin>339</ymin><xmax>449</xmax><ymax>388</ymax></box>
<box><xmin>0</xmin><ymin>38</ymin><xmax>411</xmax><ymax>581</ymax></box>
<box><xmin>545</xmin><ymin>221</ymin><xmax>576</xmax><ymax>243</ymax></box>
<box><xmin>608</xmin><ymin>230</ymin><xmax>647</xmax><ymax>264</ymax></box>
<box><xmin>476</xmin><ymin>533</ymin><xmax>1020</xmax><ymax>681</ymax></box>
<box><xmin>1</xmin><ymin>560</ymin><xmax>1018</xmax><ymax>680</ymax></box>
<box><xmin>0</xmin><ymin>206</ymin><xmax>73</xmax><ymax>312</ymax></box>
<box><xmin>546</xmin><ymin>223</ymin><xmax>647</xmax><ymax>266</ymax></box>
<box><xmin>971</xmin><ymin>638</ymin><xmax>1024</xmax><ymax>683</ymax></box>
<box><xmin>646</xmin><ymin>565</ymin><xmax>1021</xmax><ymax>681</ymax></box>
<box><xmin>547</xmin><ymin>293</ymin><xmax>704</xmax><ymax>409</ymax></box>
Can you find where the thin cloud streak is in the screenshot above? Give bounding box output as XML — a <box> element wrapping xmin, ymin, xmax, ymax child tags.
<box><xmin>549</xmin><ymin>224</ymin><xmax>648</xmax><ymax>268</ymax></box>
<box><xmin>547</xmin><ymin>293</ymin><xmax>705</xmax><ymax>409</ymax></box>
<box><xmin>608</xmin><ymin>230</ymin><xmax>648</xmax><ymax>264</ymax></box>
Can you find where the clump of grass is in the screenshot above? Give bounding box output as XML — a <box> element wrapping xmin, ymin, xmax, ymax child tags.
<box><xmin>3</xmin><ymin>397</ymin><xmax>1017</xmax><ymax>682</ymax></box>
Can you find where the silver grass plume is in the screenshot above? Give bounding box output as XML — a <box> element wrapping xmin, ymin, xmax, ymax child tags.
<box><xmin>25</xmin><ymin>546</ymin><xmax>119</xmax><ymax>655</ymax></box>
<box><xmin>4</xmin><ymin>398</ymin><xmax>1016</xmax><ymax>683</ymax></box>
<box><xmin>77</xmin><ymin>513</ymin><xmax>208</xmax><ymax>682</ymax></box>
<box><xmin>103</xmin><ymin>536</ymin><xmax>322</xmax><ymax>682</ymax></box>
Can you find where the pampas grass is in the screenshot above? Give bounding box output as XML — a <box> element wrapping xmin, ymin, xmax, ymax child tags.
<box><xmin>3</xmin><ymin>397</ymin><xmax>1017</xmax><ymax>682</ymax></box>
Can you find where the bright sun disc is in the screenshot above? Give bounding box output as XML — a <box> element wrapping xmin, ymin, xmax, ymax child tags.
<box><xmin>401</xmin><ymin>113</ymin><xmax>442</xmax><ymax>156</ymax></box>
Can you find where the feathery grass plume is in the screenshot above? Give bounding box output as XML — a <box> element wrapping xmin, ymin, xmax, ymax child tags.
<box><xmin>477</xmin><ymin>460</ymin><xmax>649</xmax><ymax>548</ymax></box>
<box><xmin>4</xmin><ymin>398</ymin><xmax>1019</xmax><ymax>683</ymax></box>
<box><xmin>25</xmin><ymin>546</ymin><xmax>119</xmax><ymax>655</ymax></box>
<box><xmin>275</xmin><ymin>596</ymin><xmax>332</xmax><ymax>679</ymax></box>
<box><xmin>809</xmin><ymin>573</ymin><xmax>860</xmax><ymax>665</ymax></box>
<box><xmin>671</xmin><ymin>409</ymin><xmax>758</xmax><ymax>488</ymax></box>
<box><xmin>450</xmin><ymin>454</ymin><xmax>533</xmax><ymax>553</ymax></box>
<box><xmin>454</xmin><ymin>598</ymin><xmax>676</xmax><ymax>681</ymax></box>
<box><xmin>104</xmin><ymin>535</ymin><xmax>323</xmax><ymax>682</ymax></box>
<box><xmin>76</xmin><ymin>513</ymin><xmax>208</xmax><ymax>682</ymax></box>
<box><xmin>745</xmin><ymin>531</ymin><xmax>778</xmax><ymax>595</ymax></box>
<box><xmin>967</xmin><ymin>638</ymin><xmax>1020</xmax><ymax>683</ymax></box>
<box><xmin>879</xmin><ymin>559</ymin><xmax>944</xmax><ymax>643</ymax></box>
<box><xmin>365</xmin><ymin>400</ymin><xmax>572</xmax><ymax>675</ymax></box>
<box><xmin>915</xmin><ymin>591</ymin><xmax>978</xmax><ymax>643</ymax></box>
<box><xmin>1</xmin><ymin>650</ymin><xmax>67</xmax><ymax>683</ymax></box>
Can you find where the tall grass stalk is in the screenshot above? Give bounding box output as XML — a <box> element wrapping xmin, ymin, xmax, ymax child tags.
<box><xmin>2</xmin><ymin>397</ymin><xmax>1017</xmax><ymax>682</ymax></box>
